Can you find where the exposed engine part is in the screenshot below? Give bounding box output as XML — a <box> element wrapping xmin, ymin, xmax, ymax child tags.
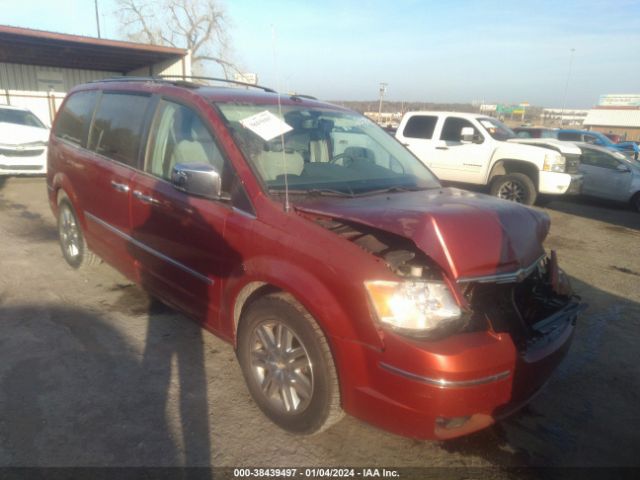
<box><xmin>313</xmin><ymin>217</ymin><xmax>439</xmax><ymax>279</ymax></box>
<box><xmin>464</xmin><ymin>258</ymin><xmax>576</xmax><ymax>349</ymax></box>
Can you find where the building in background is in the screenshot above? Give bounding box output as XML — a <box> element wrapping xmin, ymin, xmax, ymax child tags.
<box><xmin>539</xmin><ymin>108</ymin><xmax>588</xmax><ymax>126</ymax></box>
<box><xmin>0</xmin><ymin>25</ymin><xmax>191</xmax><ymax>125</ymax></box>
<box><xmin>583</xmin><ymin>94</ymin><xmax>640</xmax><ymax>141</ymax></box>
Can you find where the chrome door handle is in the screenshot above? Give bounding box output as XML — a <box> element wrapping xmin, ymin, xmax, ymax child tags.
<box><xmin>436</xmin><ymin>146</ymin><xmax>449</xmax><ymax>150</ymax></box>
<box><xmin>110</xmin><ymin>180</ymin><xmax>130</xmax><ymax>193</ymax></box>
<box><xmin>133</xmin><ymin>190</ymin><xmax>159</xmax><ymax>205</ymax></box>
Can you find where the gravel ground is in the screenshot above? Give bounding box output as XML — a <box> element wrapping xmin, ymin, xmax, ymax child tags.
<box><xmin>0</xmin><ymin>176</ymin><xmax>639</xmax><ymax>472</ymax></box>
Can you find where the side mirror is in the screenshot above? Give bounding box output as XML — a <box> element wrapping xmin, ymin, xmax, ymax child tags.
<box><xmin>171</xmin><ymin>163</ymin><xmax>223</xmax><ymax>200</ymax></box>
<box><xmin>460</xmin><ymin>127</ymin><xmax>475</xmax><ymax>144</ymax></box>
<box><xmin>616</xmin><ymin>163</ymin><xmax>630</xmax><ymax>173</ymax></box>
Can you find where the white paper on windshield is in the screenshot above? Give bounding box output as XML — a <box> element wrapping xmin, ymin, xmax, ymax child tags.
<box><xmin>239</xmin><ymin>110</ymin><xmax>292</xmax><ymax>141</ymax></box>
<box><xmin>480</xmin><ymin>120</ymin><xmax>495</xmax><ymax>129</ymax></box>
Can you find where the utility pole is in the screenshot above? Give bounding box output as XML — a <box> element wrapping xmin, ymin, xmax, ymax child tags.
<box><xmin>378</xmin><ymin>82</ymin><xmax>387</xmax><ymax>125</ymax></box>
<box><xmin>559</xmin><ymin>48</ymin><xmax>575</xmax><ymax>126</ymax></box>
<box><xmin>94</xmin><ymin>0</ymin><xmax>101</xmax><ymax>38</ymax></box>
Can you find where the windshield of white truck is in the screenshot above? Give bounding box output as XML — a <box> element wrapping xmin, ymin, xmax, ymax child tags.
<box><xmin>478</xmin><ymin>117</ymin><xmax>516</xmax><ymax>141</ymax></box>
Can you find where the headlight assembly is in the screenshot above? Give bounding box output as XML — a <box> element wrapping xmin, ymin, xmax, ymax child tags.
<box><xmin>543</xmin><ymin>153</ymin><xmax>566</xmax><ymax>173</ymax></box>
<box><xmin>365</xmin><ymin>280</ymin><xmax>462</xmax><ymax>338</ymax></box>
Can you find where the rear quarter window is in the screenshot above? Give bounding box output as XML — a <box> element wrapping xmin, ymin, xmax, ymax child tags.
<box><xmin>557</xmin><ymin>132</ymin><xmax>581</xmax><ymax>141</ymax></box>
<box><xmin>88</xmin><ymin>92</ymin><xmax>151</xmax><ymax>168</ymax></box>
<box><xmin>53</xmin><ymin>90</ymin><xmax>98</xmax><ymax>147</ymax></box>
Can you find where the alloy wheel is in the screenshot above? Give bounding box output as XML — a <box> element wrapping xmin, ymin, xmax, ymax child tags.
<box><xmin>59</xmin><ymin>205</ymin><xmax>81</xmax><ymax>260</ymax></box>
<box><xmin>249</xmin><ymin>320</ymin><xmax>314</xmax><ymax>414</ymax></box>
<box><xmin>497</xmin><ymin>180</ymin><xmax>526</xmax><ymax>203</ymax></box>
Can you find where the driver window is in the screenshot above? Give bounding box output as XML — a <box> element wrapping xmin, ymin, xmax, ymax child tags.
<box><xmin>146</xmin><ymin>100</ymin><xmax>226</xmax><ymax>181</ymax></box>
<box><xmin>441</xmin><ymin>117</ymin><xmax>483</xmax><ymax>143</ymax></box>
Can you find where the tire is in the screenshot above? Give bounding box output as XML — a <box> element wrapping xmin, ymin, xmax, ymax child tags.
<box><xmin>57</xmin><ymin>195</ymin><xmax>98</xmax><ymax>269</ymax></box>
<box><xmin>490</xmin><ymin>173</ymin><xmax>537</xmax><ymax>205</ymax></box>
<box><xmin>237</xmin><ymin>292</ymin><xmax>343</xmax><ymax>434</ymax></box>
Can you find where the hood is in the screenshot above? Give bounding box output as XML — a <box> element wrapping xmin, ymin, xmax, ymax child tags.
<box><xmin>0</xmin><ymin>122</ymin><xmax>49</xmax><ymax>145</ymax></box>
<box><xmin>494</xmin><ymin>141</ymin><xmax>548</xmax><ymax>159</ymax></box>
<box><xmin>508</xmin><ymin>138</ymin><xmax>582</xmax><ymax>155</ymax></box>
<box><xmin>295</xmin><ymin>188</ymin><xmax>549</xmax><ymax>281</ymax></box>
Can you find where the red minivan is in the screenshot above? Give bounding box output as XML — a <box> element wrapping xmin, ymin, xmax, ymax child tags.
<box><xmin>47</xmin><ymin>78</ymin><xmax>583</xmax><ymax>440</ymax></box>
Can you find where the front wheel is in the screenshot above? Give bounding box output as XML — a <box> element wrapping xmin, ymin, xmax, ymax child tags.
<box><xmin>237</xmin><ymin>293</ymin><xmax>343</xmax><ymax>434</ymax></box>
<box><xmin>490</xmin><ymin>173</ymin><xmax>537</xmax><ymax>205</ymax></box>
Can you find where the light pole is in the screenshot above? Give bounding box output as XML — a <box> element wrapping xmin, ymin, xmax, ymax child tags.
<box><xmin>94</xmin><ymin>0</ymin><xmax>101</xmax><ymax>38</ymax></box>
<box><xmin>559</xmin><ymin>48</ymin><xmax>575</xmax><ymax>126</ymax></box>
<box><xmin>378</xmin><ymin>82</ymin><xmax>387</xmax><ymax>125</ymax></box>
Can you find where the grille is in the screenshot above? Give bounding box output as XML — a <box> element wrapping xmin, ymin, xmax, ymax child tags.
<box><xmin>0</xmin><ymin>148</ymin><xmax>45</xmax><ymax>157</ymax></box>
<box><xmin>565</xmin><ymin>153</ymin><xmax>580</xmax><ymax>174</ymax></box>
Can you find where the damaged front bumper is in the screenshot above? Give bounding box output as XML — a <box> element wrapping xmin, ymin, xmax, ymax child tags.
<box><xmin>332</xmin><ymin>254</ymin><xmax>584</xmax><ymax>440</ymax></box>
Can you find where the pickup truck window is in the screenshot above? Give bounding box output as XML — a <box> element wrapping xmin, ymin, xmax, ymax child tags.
<box><xmin>403</xmin><ymin>115</ymin><xmax>437</xmax><ymax>139</ymax></box>
<box><xmin>441</xmin><ymin>117</ymin><xmax>482</xmax><ymax>143</ymax></box>
<box><xmin>557</xmin><ymin>131</ymin><xmax>581</xmax><ymax>141</ymax></box>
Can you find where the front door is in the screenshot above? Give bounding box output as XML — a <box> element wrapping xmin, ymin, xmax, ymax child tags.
<box><xmin>430</xmin><ymin>116</ymin><xmax>489</xmax><ymax>184</ymax></box>
<box><xmin>580</xmin><ymin>147</ymin><xmax>633</xmax><ymax>201</ymax></box>
<box><xmin>129</xmin><ymin>99</ymin><xmax>238</xmax><ymax>328</ymax></box>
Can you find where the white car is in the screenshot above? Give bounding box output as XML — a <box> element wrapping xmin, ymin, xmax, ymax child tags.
<box><xmin>0</xmin><ymin>105</ymin><xmax>50</xmax><ymax>176</ymax></box>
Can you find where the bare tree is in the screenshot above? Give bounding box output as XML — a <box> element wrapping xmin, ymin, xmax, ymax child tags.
<box><xmin>116</xmin><ymin>0</ymin><xmax>239</xmax><ymax>77</ymax></box>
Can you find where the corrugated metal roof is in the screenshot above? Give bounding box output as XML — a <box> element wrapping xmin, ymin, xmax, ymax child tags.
<box><xmin>583</xmin><ymin>108</ymin><xmax>640</xmax><ymax>128</ymax></box>
<box><xmin>0</xmin><ymin>25</ymin><xmax>187</xmax><ymax>73</ymax></box>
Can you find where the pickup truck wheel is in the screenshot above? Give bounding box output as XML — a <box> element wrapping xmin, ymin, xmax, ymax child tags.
<box><xmin>57</xmin><ymin>197</ymin><xmax>98</xmax><ymax>269</ymax></box>
<box><xmin>237</xmin><ymin>292</ymin><xmax>343</xmax><ymax>434</ymax></box>
<box><xmin>490</xmin><ymin>173</ymin><xmax>537</xmax><ymax>205</ymax></box>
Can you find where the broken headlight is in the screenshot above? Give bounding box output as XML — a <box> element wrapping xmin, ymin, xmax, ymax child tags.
<box><xmin>365</xmin><ymin>280</ymin><xmax>462</xmax><ymax>337</ymax></box>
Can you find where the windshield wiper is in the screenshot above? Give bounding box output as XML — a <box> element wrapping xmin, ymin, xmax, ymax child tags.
<box><xmin>357</xmin><ymin>186</ymin><xmax>432</xmax><ymax>196</ymax></box>
<box><xmin>268</xmin><ymin>188</ymin><xmax>354</xmax><ymax>198</ymax></box>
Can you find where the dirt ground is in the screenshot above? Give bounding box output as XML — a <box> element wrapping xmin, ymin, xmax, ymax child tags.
<box><xmin>0</xmin><ymin>176</ymin><xmax>639</xmax><ymax>471</ymax></box>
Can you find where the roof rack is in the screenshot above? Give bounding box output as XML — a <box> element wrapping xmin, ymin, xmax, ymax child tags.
<box><xmin>93</xmin><ymin>75</ymin><xmax>277</xmax><ymax>93</ymax></box>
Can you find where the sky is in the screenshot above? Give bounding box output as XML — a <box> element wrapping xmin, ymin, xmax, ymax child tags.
<box><xmin>2</xmin><ymin>0</ymin><xmax>640</xmax><ymax>108</ymax></box>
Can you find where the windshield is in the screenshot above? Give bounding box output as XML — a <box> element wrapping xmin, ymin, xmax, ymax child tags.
<box><xmin>215</xmin><ymin>103</ymin><xmax>440</xmax><ymax>196</ymax></box>
<box><xmin>0</xmin><ymin>108</ymin><xmax>46</xmax><ymax>129</ymax></box>
<box><xmin>478</xmin><ymin>117</ymin><xmax>515</xmax><ymax>141</ymax></box>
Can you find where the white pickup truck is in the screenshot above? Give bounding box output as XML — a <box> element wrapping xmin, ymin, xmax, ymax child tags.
<box><xmin>395</xmin><ymin>112</ymin><xmax>582</xmax><ymax>204</ymax></box>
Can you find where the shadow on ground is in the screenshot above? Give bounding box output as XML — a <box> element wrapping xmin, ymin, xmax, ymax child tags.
<box><xmin>0</xmin><ymin>304</ymin><xmax>212</xmax><ymax>467</ymax></box>
<box><xmin>543</xmin><ymin>196</ymin><xmax>639</xmax><ymax>230</ymax></box>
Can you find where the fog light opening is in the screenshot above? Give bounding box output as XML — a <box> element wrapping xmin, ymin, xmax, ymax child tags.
<box><xmin>436</xmin><ymin>415</ymin><xmax>471</xmax><ymax>430</ymax></box>
<box><xmin>434</xmin><ymin>413</ymin><xmax>495</xmax><ymax>439</ymax></box>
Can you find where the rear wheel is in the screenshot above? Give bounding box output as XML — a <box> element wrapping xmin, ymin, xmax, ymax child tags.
<box><xmin>490</xmin><ymin>173</ymin><xmax>537</xmax><ymax>205</ymax></box>
<box><xmin>57</xmin><ymin>196</ymin><xmax>98</xmax><ymax>269</ymax></box>
<box><xmin>237</xmin><ymin>292</ymin><xmax>343</xmax><ymax>434</ymax></box>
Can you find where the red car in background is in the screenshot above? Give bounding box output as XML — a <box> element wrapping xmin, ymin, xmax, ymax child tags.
<box><xmin>46</xmin><ymin>77</ymin><xmax>583</xmax><ymax>440</ymax></box>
